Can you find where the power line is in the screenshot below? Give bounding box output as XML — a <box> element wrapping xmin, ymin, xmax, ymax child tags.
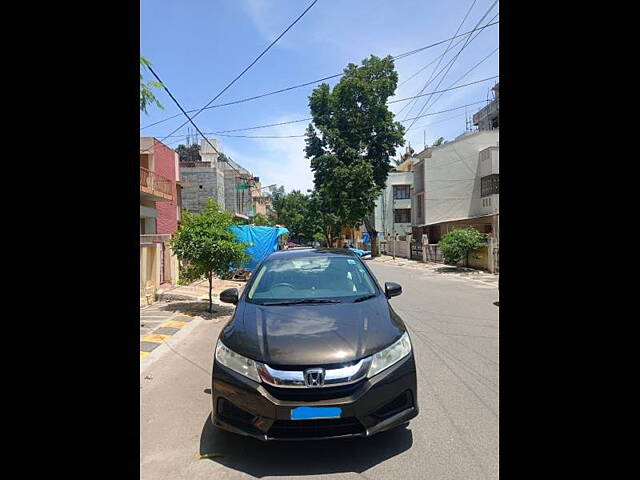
<box><xmin>401</xmin><ymin>0</ymin><xmax>478</xmax><ymax>121</ymax></box>
<box><xmin>142</xmin><ymin>67</ymin><xmax>254</xmax><ymax>184</ymax></box>
<box><xmin>397</xmin><ymin>12</ymin><xmax>497</xmax><ymax>119</ymax></box>
<box><xmin>155</xmin><ymin>76</ymin><xmax>497</xmax><ymax>140</ymax></box>
<box><xmin>140</xmin><ymin>20</ymin><xmax>499</xmax><ymax>131</ymax></box>
<box><xmin>419</xmin><ymin>47</ymin><xmax>499</xmax><ymax>127</ymax></box>
<box><xmin>156</xmin><ymin>0</ymin><xmax>320</xmax><ymax>144</ymax></box>
<box><xmin>165</xmin><ymin>100</ymin><xmax>490</xmax><ymax>141</ymax></box>
<box><xmin>406</xmin><ymin>1</ymin><xmax>499</xmax><ymax>132</ymax></box>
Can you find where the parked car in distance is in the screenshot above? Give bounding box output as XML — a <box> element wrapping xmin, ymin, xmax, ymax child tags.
<box><xmin>212</xmin><ymin>248</ymin><xmax>419</xmax><ymax>440</ymax></box>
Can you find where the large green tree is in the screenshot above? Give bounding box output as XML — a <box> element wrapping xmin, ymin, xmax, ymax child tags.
<box><xmin>140</xmin><ymin>56</ymin><xmax>164</xmax><ymax>114</ymax></box>
<box><xmin>304</xmin><ymin>55</ymin><xmax>405</xmax><ymax>253</ymax></box>
<box><xmin>170</xmin><ymin>199</ymin><xmax>249</xmax><ymax>312</ymax></box>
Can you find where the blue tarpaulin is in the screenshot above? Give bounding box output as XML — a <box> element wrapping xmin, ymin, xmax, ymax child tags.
<box><xmin>230</xmin><ymin>225</ymin><xmax>289</xmax><ymax>271</ymax></box>
<box><xmin>349</xmin><ymin>247</ymin><xmax>372</xmax><ymax>257</ymax></box>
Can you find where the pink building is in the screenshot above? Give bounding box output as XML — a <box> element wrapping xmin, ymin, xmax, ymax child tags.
<box><xmin>140</xmin><ymin>137</ymin><xmax>185</xmax><ymax>304</ymax></box>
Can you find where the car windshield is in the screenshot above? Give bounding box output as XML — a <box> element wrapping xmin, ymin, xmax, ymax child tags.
<box><xmin>246</xmin><ymin>255</ymin><xmax>377</xmax><ymax>304</ymax></box>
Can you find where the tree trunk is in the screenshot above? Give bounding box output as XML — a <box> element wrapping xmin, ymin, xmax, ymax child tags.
<box><xmin>207</xmin><ymin>272</ymin><xmax>213</xmax><ymax>313</ymax></box>
<box><xmin>363</xmin><ymin>217</ymin><xmax>379</xmax><ymax>257</ymax></box>
<box><xmin>324</xmin><ymin>227</ymin><xmax>333</xmax><ymax>248</ymax></box>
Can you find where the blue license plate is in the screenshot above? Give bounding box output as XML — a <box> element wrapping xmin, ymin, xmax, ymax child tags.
<box><xmin>290</xmin><ymin>406</ymin><xmax>342</xmax><ymax>420</ymax></box>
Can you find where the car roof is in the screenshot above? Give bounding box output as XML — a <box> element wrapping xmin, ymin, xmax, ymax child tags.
<box><xmin>267</xmin><ymin>248</ymin><xmax>357</xmax><ymax>259</ymax></box>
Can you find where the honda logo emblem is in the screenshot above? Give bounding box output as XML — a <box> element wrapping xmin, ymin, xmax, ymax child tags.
<box><xmin>304</xmin><ymin>368</ymin><xmax>325</xmax><ymax>387</ymax></box>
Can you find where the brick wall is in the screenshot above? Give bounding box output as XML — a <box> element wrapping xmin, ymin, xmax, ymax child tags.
<box><xmin>153</xmin><ymin>140</ymin><xmax>179</xmax><ymax>234</ymax></box>
<box><xmin>179</xmin><ymin>165</ymin><xmax>226</xmax><ymax>214</ymax></box>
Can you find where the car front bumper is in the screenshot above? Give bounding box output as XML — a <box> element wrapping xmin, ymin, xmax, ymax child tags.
<box><xmin>211</xmin><ymin>353</ymin><xmax>419</xmax><ymax>441</ymax></box>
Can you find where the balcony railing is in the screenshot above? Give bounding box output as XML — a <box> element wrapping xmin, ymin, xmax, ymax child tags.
<box><xmin>473</xmin><ymin>101</ymin><xmax>498</xmax><ymax>124</ymax></box>
<box><xmin>140</xmin><ymin>167</ymin><xmax>173</xmax><ymax>198</ymax></box>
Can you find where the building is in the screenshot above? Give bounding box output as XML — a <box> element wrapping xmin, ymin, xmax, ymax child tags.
<box><xmin>371</xmin><ymin>149</ymin><xmax>415</xmax><ymax>239</ymax></box>
<box><xmin>250</xmin><ymin>179</ymin><xmax>272</xmax><ymax>217</ymax></box>
<box><xmin>411</xmin><ymin>130</ymin><xmax>499</xmax><ymax>244</ymax></box>
<box><xmin>179</xmin><ymin>138</ymin><xmax>256</xmax><ymax>221</ymax></box>
<box><xmin>221</xmin><ymin>156</ymin><xmax>254</xmax><ymax>220</ymax></box>
<box><xmin>179</xmin><ymin>138</ymin><xmax>226</xmax><ymax>214</ymax></box>
<box><xmin>473</xmin><ymin>82</ymin><xmax>499</xmax><ymax>131</ymax></box>
<box><xmin>140</xmin><ymin>137</ymin><xmax>182</xmax><ymax>305</ymax></box>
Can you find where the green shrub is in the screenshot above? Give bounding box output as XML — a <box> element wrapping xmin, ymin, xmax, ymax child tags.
<box><xmin>438</xmin><ymin>228</ymin><xmax>487</xmax><ymax>266</ymax></box>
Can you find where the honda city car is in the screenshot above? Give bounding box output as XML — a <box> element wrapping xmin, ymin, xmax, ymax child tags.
<box><xmin>211</xmin><ymin>248</ymin><xmax>418</xmax><ymax>440</ymax></box>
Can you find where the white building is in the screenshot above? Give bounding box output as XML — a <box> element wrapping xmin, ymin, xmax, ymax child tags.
<box><xmin>412</xmin><ymin>130</ymin><xmax>499</xmax><ymax>243</ymax></box>
<box><xmin>372</xmin><ymin>157</ymin><xmax>414</xmax><ymax>239</ymax></box>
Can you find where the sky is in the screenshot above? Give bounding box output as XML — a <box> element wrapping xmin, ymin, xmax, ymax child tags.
<box><xmin>140</xmin><ymin>0</ymin><xmax>499</xmax><ymax>193</ymax></box>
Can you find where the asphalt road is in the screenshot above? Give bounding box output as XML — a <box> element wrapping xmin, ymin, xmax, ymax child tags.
<box><xmin>140</xmin><ymin>261</ymin><xmax>499</xmax><ymax>480</ymax></box>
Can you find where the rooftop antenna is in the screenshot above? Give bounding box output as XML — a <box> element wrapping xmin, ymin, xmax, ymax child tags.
<box><xmin>423</xmin><ymin>130</ymin><xmax>426</xmax><ymax>150</ymax></box>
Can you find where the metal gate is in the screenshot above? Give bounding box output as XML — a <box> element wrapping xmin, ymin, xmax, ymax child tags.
<box><xmin>410</xmin><ymin>243</ymin><xmax>423</xmax><ymax>261</ymax></box>
<box><xmin>425</xmin><ymin>244</ymin><xmax>444</xmax><ymax>263</ymax></box>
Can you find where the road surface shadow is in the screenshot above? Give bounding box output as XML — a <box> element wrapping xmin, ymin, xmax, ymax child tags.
<box><xmin>158</xmin><ymin>301</ymin><xmax>234</xmax><ymax>320</ymax></box>
<box><xmin>199</xmin><ymin>413</ymin><xmax>413</xmax><ymax>477</ymax></box>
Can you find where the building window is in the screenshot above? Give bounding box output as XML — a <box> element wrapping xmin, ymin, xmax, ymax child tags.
<box><xmin>416</xmin><ymin>194</ymin><xmax>423</xmax><ymax>221</ymax></box>
<box><xmin>393</xmin><ymin>185</ymin><xmax>411</xmax><ymax>200</ymax></box>
<box><xmin>481</xmin><ymin>174</ymin><xmax>499</xmax><ymax>197</ymax></box>
<box><xmin>394</xmin><ymin>209</ymin><xmax>411</xmax><ymax>223</ymax></box>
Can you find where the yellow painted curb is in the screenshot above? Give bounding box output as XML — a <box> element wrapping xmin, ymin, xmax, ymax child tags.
<box><xmin>140</xmin><ymin>351</ymin><xmax>150</xmax><ymax>360</ymax></box>
<box><xmin>141</xmin><ymin>333</ymin><xmax>171</xmax><ymax>344</ymax></box>
<box><xmin>159</xmin><ymin>320</ymin><xmax>188</xmax><ymax>329</ymax></box>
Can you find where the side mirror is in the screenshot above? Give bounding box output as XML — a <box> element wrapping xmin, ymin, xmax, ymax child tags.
<box><xmin>220</xmin><ymin>288</ymin><xmax>239</xmax><ymax>305</ymax></box>
<box><xmin>385</xmin><ymin>282</ymin><xmax>402</xmax><ymax>299</ymax></box>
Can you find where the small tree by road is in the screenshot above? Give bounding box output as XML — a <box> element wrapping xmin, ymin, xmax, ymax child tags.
<box><xmin>170</xmin><ymin>199</ymin><xmax>249</xmax><ymax>312</ymax></box>
<box><xmin>438</xmin><ymin>228</ymin><xmax>487</xmax><ymax>267</ymax></box>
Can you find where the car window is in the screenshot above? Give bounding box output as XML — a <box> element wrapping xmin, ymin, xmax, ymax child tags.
<box><xmin>247</xmin><ymin>256</ymin><xmax>376</xmax><ymax>303</ymax></box>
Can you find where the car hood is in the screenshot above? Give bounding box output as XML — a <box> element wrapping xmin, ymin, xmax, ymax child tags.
<box><xmin>220</xmin><ymin>296</ymin><xmax>405</xmax><ymax>367</ymax></box>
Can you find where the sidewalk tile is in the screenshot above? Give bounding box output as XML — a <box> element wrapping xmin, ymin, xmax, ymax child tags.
<box><xmin>154</xmin><ymin>327</ymin><xmax>180</xmax><ymax>336</ymax></box>
<box><xmin>141</xmin><ymin>333</ymin><xmax>171</xmax><ymax>344</ymax></box>
<box><xmin>140</xmin><ymin>342</ymin><xmax>161</xmax><ymax>352</ymax></box>
<box><xmin>159</xmin><ymin>320</ymin><xmax>188</xmax><ymax>328</ymax></box>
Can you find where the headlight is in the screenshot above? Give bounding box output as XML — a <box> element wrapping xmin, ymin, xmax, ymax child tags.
<box><xmin>367</xmin><ymin>332</ymin><xmax>412</xmax><ymax>378</ymax></box>
<box><xmin>215</xmin><ymin>340</ymin><xmax>261</xmax><ymax>382</ymax></box>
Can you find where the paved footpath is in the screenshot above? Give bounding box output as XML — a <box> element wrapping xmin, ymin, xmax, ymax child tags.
<box><xmin>140</xmin><ymin>278</ymin><xmax>245</xmax><ymax>362</ymax></box>
<box><xmin>370</xmin><ymin>255</ymin><xmax>498</xmax><ymax>288</ymax></box>
<box><xmin>140</xmin><ymin>261</ymin><xmax>498</xmax><ymax>480</ymax></box>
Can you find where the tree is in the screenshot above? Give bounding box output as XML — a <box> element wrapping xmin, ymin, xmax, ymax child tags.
<box><xmin>432</xmin><ymin>137</ymin><xmax>445</xmax><ymax>147</ymax></box>
<box><xmin>269</xmin><ymin>188</ymin><xmax>310</xmax><ymax>239</ymax></box>
<box><xmin>175</xmin><ymin>143</ymin><xmax>202</xmax><ymax>162</ymax></box>
<box><xmin>169</xmin><ymin>199</ymin><xmax>249</xmax><ymax>312</ymax></box>
<box><xmin>140</xmin><ymin>56</ymin><xmax>164</xmax><ymax>114</ymax></box>
<box><xmin>304</xmin><ymin>55</ymin><xmax>405</xmax><ymax>254</ymax></box>
<box><xmin>252</xmin><ymin>213</ymin><xmax>271</xmax><ymax>226</ymax></box>
<box><xmin>438</xmin><ymin>228</ymin><xmax>487</xmax><ymax>267</ymax></box>
<box><xmin>305</xmin><ymin>190</ymin><xmax>341</xmax><ymax>247</ymax></box>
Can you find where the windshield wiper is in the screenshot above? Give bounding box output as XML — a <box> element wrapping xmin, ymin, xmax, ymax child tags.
<box><xmin>261</xmin><ymin>299</ymin><xmax>342</xmax><ymax>306</ymax></box>
<box><xmin>353</xmin><ymin>294</ymin><xmax>377</xmax><ymax>303</ymax></box>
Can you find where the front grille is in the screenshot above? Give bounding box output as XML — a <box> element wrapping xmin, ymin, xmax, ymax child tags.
<box><xmin>267</xmin><ymin>418</ymin><xmax>364</xmax><ymax>439</ymax></box>
<box><xmin>217</xmin><ymin>398</ymin><xmax>256</xmax><ymax>426</ymax></box>
<box><xmin>263</xmin><ymin>378</ymin><xmax>365</xmax><ymax>402</ymax></box>
<box><xmin>372</xmin><ymin>390</ymin><xmax>413</xmax><ymax>420</ymax></box>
